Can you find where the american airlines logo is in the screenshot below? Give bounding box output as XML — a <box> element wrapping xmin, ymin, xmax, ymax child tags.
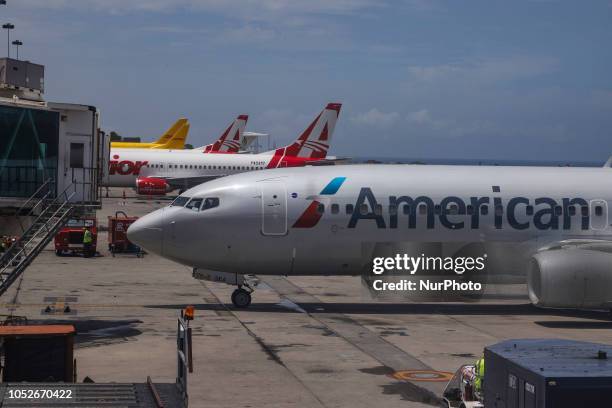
<box><xmin>349</xmin><ymin>187</ymin><xmax>592</xmax><ymax>231</ymax></box>
<box><xmin>293</xmin><ymin>177</ymin><xmax>346</xmax><ymax>228</ymax></box>
<box><xmin>293</xmin><ymin>179</ymin><xmax>595</xmax><ymax>231</ymax></box>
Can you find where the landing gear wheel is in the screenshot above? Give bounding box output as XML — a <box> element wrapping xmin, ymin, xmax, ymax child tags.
<box><xmin>231</xmin><ymin>288</ymin><xmax>252</xmax><ymax>308</ymax></box>
<box><xmin>55</xmin><ymin>250</ymin><xmax>63</xmax><ymax>256</ymax></box>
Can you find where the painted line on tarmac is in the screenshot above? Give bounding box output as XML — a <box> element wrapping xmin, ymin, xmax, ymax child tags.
<box><xmin>262</xmin><ymin>276</ymin><xmax>444</xmax><ymax>406</ymax></box>
<box><xmin>196</xmin><ymin>280</ymin><xmax>329</xmax><ymax>408</ymax></box>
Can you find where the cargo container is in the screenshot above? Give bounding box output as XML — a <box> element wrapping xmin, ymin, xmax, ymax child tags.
<box><xmin>484</xmin><ymin>339</ymin><xmax>612</xmax><ymax>408</ymax></box>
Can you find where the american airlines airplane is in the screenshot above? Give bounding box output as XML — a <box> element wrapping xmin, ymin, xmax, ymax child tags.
<box><xmin>127</xmin><ymin>163</ymin><xmax>612</xmax><ymax>309</ymax></box>
<box><xmin>104</xmin><ymin>103</ymin><xmax>342</xmax><ymax>195</ymax></box>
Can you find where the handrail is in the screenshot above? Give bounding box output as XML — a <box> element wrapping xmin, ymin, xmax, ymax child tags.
<box><xmin>0</xmin><ymin>184</ymin><xmax>75</xmax><ymax>268</ymax></box>
<box><xmin>15</xmin><ymin>178</ymin><xmax>53</xmax><ymax>215</ymax></box>
<box><xmin>0</xmin><ymin>192</ymin><xmax>75</xmax><ymax>279</ymax></box>
<box><xmin>15</xmin><ymin>179</ymin><xmax>54</xmax><ymax>233</ymax></box>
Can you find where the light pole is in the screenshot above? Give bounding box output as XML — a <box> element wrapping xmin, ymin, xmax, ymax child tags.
<box><xmin>12</xmin><ymin>39</ymin><xmax>21</xmax><ymax>60</ymax></box>
<box><xmin>2</xmin><ymin>23</ymin><xmax>14</xmax><ymax>58</ymax></box>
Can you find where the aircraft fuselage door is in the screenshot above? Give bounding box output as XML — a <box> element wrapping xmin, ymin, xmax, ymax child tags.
<box><xmin>590</xmin><ymin>199</ymin><xmax>608</xmax><ymax>230</ymax></box>
<box><xmin>261</xmin><ymin>182</ymin><xmax>287</xmax><ymax>236</ymax></box>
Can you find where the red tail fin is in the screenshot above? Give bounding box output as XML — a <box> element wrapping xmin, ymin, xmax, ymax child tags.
<box><xmin>203</xmin><ymin>115</ymin><xmax>249</xmax><ymax>153</ymax></box>
<box><xmin>280</xmin><ymin>103</ymin><xmax>341</xmax><ymax>159</ymax></box>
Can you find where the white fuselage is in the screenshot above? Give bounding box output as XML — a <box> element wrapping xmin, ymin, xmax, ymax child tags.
<box><xmin>127</xmin><ymin>164</ymin><xmax>612</xmax><ymax>277</ymax></box>
<box><xmin>105</xmin><ymin>148</ymin><xmax>278</xmax><ymax>188</ymax></box>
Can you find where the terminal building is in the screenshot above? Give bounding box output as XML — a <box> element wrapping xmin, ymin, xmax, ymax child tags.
<box><xmin>0</xmin><ymin>58</ymin><xmax>108</xmax><ymax>229</ymax></box>
<box><xmin>0</xmin><ymin>57</ymin><xmax>109</xmax><ymax>295</ymax></box>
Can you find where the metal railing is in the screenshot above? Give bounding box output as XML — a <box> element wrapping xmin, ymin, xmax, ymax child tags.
<box><xmin>0</xmin><ymin>166</ymin><xmax>56</xmax><ymax>198</ymax></box>
<box><xmin>0</xmin><ymin>165</ymin><xmax>101</xmax><ymax>206</ymax></box>
<box><xmin>0</xmin><ymin>187</ymin><xmax>76</xmax><ymax>295</ymax></box>
<box><xmin>15</xmin><ymin>178</ymin><xmax>54</xmax><ymax>233</ymax></box>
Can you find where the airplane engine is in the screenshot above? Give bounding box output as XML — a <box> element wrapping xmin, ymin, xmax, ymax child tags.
<box><xmin>135</xmin><ymin>177</ymin><xmax>171</xmax><ymax>195</ymax></box>
<box><xmin>528</xmin><ymin>249</ymin><xmax>612</xmax><ymax>310</ymax></box>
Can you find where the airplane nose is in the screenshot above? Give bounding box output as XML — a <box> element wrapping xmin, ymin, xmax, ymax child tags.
<box><xmin>127</xmin><ymin>209</ymin><xmax>164</xmax><ymax>255</ymax></box>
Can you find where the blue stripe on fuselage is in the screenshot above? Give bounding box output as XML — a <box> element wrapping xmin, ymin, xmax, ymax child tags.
<box><xmin>320</xmin><ymin>177</ymin><xmax>346</xmax><ymax>195</ymax></box>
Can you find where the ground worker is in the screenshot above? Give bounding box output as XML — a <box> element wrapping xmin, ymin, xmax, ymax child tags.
<box><xmin>83</xmin><ymin>226</ymin><xmax>93</xmax><ymax>258</ymax></box>
<box><xmin>474</xmin><ymin>355</ymin><xmax>485</xmax><ymax>396</ymax></box>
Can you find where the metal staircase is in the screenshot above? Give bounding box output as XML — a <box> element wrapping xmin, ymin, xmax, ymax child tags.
<box><xmin>0</xmin><ymin>182</ymin><xmax>76</xmax><ymax>296</ymax></box>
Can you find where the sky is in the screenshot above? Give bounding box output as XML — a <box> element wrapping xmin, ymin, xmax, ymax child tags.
<box><xmin>4</xmin><ymin>1</ymin><xmax>612</xmax><ymax>162</ymax></box>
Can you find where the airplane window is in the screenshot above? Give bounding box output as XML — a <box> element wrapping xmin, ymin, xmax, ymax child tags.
<box><xmin>403</xmin><ymin>205</ymin><xmax>411</xmax><ymax>215</ymax></box>
<box><xmin>359</xmin><ymin>204</ymin><xmax>369</xmax><ymax>215</ymax></box>
<box><xmin>569</xmin><ymin>206</ymin><xmax>576</xmax><ymax>216</ymax></box>
<box><xmin>317</xmin><ymin>203</ymin><xmax>325</xmax><ymax>214</ymax></box>
<box><xmin>346</xmin><ymin>204</ymin><xmax>354</xmax><ymax>214</ymax></box>
<box><xmin>481</xmin><ymin>205</ymin><xmax>489</xmax><ymax>215</ymax></box>
<box><xmin>389</xmin><ymin>205</ymin><xmax>397</xmax><ymax>216</ymax></box>
<box><xmin>526</xmin><ymin>205</ymin><xmax>534</xmax><ymax>216</ymax></box>
<box><xmin>595</xmin><ymin>206</ymin><xmax>603</xmax><ymax>216</ymax></box>
<box><xmin>495</xmin><ymin>206</ymin><xmax>503</xmax><ymax>216</ymax></box>
<box><xmin>331</xmin><ymin>204</ymin><xmax>340</xmax><ymax>214</ymax></box>
<box><xmin>202</xmin><ymin>197</ymin><xmax>220</xmax><ymax>210</ymax></box>
<box><xmin>374</xmin><ymin>204</ymin><xmax>383</xmax><ymax>216</ymax></box>
<box><xmin>467</xmin><ymin>205</ymin><xmax>474</xmax><ymax>215</ymax></box>
<box><xmin>160</xmin><ymin>164</ymin><xmax>164</xmax><ymax>168</ymax></box>
<box><xmin>185</xmin><ymin>198</ymin><xmax>203</xmax><ymax>211</ymax></box>
<box><xmin>554</xmin><ymin>206</ymin><xmax>562</xmax><ymax>216</ymax></box>
<box><xmin>171</xmin><ymin>196</ymin><xmax>190</xmax><ymax>207</ymax></box>
<box><xmin>419</xmin><ymin>205</ymin><xmax>427</xmax><ymax>215</ymax></box>
<box><xmin>180</xmin><ymin>165</ymin><xmax>183</xmax><ymax>169</ymax></box>
<box><xmin>581</xmin><ymin>206</ymin><xmax>588</xmax><ymax>217</ymax></box>
<box><xmin>434</xmin><ymin>205</ymin><xmax>441</xmax><ymax>215</ymax></box>
<box><xmin>449</xmin><ymin>204</ymin><xmax>458</xmax><ymax>215</ymax></box>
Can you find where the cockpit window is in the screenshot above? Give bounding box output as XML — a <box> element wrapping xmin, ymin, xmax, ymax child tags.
<box><xmin>201</xmin><ymin>197</ymin><xmax>220</xmax><ymax>210</ymax></box>
<box><xmin>185</xmin><ymin>198</ymin><xmax>203</xmax><ymax>211</ymax></box>
<box><xmin>171</xmin><ymin>196</ymin><xmax>190</xmax><ymax>207</ymax></box>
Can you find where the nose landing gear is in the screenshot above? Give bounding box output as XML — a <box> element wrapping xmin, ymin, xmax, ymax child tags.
<box><xmin>231</xmin><ymin>287</ymin><xmax>252</xmax><ymax>308</ymax></box>
<box><xmin>192</xmin><ymin>268</ymin><xmax>259</xmax><ymax>309</ymax></box>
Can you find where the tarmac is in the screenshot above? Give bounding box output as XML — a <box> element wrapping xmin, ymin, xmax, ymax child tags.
<box><xmin>2</xmin><ymin>191</ymin><xmax>612</xmax><ymax>408</ymax></box>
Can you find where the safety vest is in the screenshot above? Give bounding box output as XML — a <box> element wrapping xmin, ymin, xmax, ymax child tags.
<box><xmin>474</xmin><ymin>357</ymin><xmax>485</xmax><ymax>392</ymax></box>
<box><xmin>83</xmin><ymin>230</ymin><xmax>93</xmax><ymax>244</ymax></box>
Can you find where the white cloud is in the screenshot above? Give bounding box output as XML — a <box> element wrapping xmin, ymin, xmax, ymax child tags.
<box><xmin>407</xmin><ymin>55</ymin><xmax>559</xmax><ymax>83</ymax></box>
<box><xmin>406</xmin><ymin>109</ymin><xmax>431</xmax><ymax>124</ymax></box>
<box><xmin>351</xmin><ymin>108</ymin><xmax>399</xmax><ymax>128</ymax></box>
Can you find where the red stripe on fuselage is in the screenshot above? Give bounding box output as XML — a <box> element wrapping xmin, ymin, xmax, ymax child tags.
<box><xmin>292</xmin><ymin>200</ymin><xmax>322</xmax><ymax>228</ymax></box>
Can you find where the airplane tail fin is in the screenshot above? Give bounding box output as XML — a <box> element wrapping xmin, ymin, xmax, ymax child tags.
<box><xmin>278</xmin><ymin>103</ymin><xmax>342</xmax><ymax>159</ymax></box>
<box><xmin>203</xmin><ymin>115</ymin><xmax>249</xmax><ymax>153</ymax></box>
<box><xmin>153</xmin><ymin>118</ymin><xmax>188</xmax><ymax>145</ymax></box>
<box><xmin>155</xmin><ymin>122</ymin><xmax>190</xmax><ymax>149</ymax></box>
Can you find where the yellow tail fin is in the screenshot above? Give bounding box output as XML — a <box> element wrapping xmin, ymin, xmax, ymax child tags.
<box><xmin>153</xmin><ymin>118</ymin><xmax>188</xmax><ymax>145</ymax></box>
<box><xmin>154</xmin><ymin>122</ymin><xmax>190</xmax><ymax>149</ymax></box>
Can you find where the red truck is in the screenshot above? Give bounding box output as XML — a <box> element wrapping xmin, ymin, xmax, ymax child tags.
<box><xmin>54</xmin><ymin>217</ymin><xmax>97</xmax><ymax>257</ymax></box>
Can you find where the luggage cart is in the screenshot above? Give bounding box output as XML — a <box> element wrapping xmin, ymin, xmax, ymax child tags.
<box><xmin>107</xmin><ymin>211</ymin><xmax>143</xmax><ymax>257</ymax></box>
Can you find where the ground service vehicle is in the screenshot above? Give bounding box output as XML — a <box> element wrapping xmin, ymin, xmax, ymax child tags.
<box><xmin>54</xmin><ymin>218</ymin><xmax>97</xmax><ymax>257</ymax></box>
<box><xmin>108</xmin><ymin>211</ymin><xmax>142</xmax><ymax>257</ymax></box>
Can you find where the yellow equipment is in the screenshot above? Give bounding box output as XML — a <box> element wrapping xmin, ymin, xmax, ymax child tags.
<box><xmin>111</xmin><ymin>118</ymin><xmax>190</xmax><ymax>149</ymax></box>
